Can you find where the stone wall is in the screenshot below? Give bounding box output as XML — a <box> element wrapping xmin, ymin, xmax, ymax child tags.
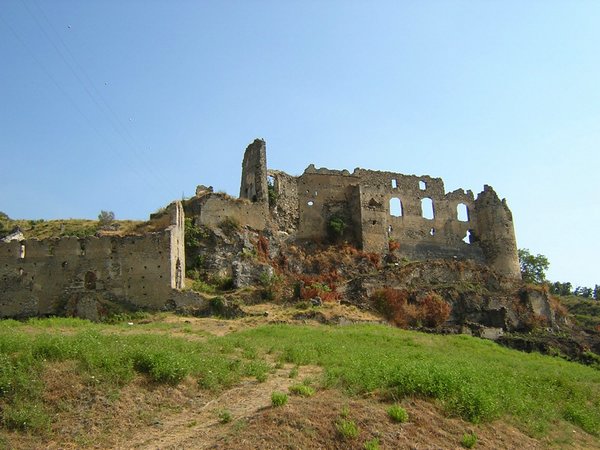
<box><xmin>267</xmin><ymin>156</ymin><xmax>520</xmax><ymax>278</ymax></box>
<box><xmin>267</xmin><ymin>169</ymin><xmax>299</xmax><ymax>234</ymax></box>
<box><xmin>296</xmin><ymin>165</ymin><xmax>362</xmax><ymax>243</ymax></box>
<box><xmin>0</xmin><ymin>202</ymin><xmax>186</xmax><ymax>319</ymax></box>
<box><xmin>240</xmin><ymin>138</ymin><xmax>269</xmax><ymax>203</ymax></box>
<box><xmin>354</xmin><ymin>168</ymin><xmax>483</xmax><ymax>261</ymax></box>
<box><xmin>184</xmin><ymin>193</ymin><xmax>268</xmax><ymax>231</ymax></box>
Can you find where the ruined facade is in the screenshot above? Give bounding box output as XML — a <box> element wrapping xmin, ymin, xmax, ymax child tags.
<box><xmin>0</xmin><ymin>138</ymin><xmax>521</xmax><ymax>319</ymax></box>
<box><xmin>0</xmin><ymin>202</ymin><xmax>185</xmax><ymax>319</ymax></box>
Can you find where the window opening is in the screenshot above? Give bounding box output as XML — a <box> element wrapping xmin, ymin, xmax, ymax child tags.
<box><xmin>430</xmin><ymin>228</ymin><xmax>435</xmax><ymax>236</ymax></box>
<box><xmin>419</xmin><ymin>180</ymin><xmax>427</xmax><ymax>190</ymax></box>
<box><xmin>421</xmin><ymin>198</ymin><xmax>434</xmax><ymax>219</ymax></box>
<box><xmin>457</xmin><ymin>203</ymin><xmax>469</xmax><ymax>222</ymax></box>
<box><xmin>463</xmin><ymin>230</ymin><xmax>472</xmax><ymax>244</ymax></box>
<box><xmin>307</xmin><ymin>201</ymin><xmax>314</xmax><ymax>207</ymax></box>
<box><xmin>19</xmin><ymin>243</ymin><xmax>25</xmax><ymax>259</ymax></box>
<box><xmin>389</xmin><ymin>198</ymin><xmax>402</xmax><ymax>217</ymax></box>
<box><xmin>391</xmin><ymin>179</ymin><xmax>397</xmax><ymax>188</ymax></box>
<box><xmin>84</xmin><ymin>271</ymin><xmax>96</xmax><ymax>290</ymax></box>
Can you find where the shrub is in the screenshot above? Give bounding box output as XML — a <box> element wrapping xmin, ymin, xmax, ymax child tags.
<box><xmin>419</xmin><ymin>292</ymin><xmax>452</xmax><ymax>328</ymax></box>
<box><xmin>259</xmin><ymin>271</ymin><xmax>282</xmax><ymax>300</ymax></box>
<box><xmin>371</xmin><ymin>289</ymin><xmax>451</xmax><ymax>328</ymax></box>
<box><xmin>98</xmin><ymin>210</ymin><xmax>115</xmax><ymax>228</ymax></box>
<box><xmin>191</xmin><ymin>280</ymin><xmax>216</xmax><ymax>294</ymax></box>
<box><xmin>461</xmin><ymin>432</ymin><xmax>477</xmax><ymax>448</ymax></box>
<box><xmin>327</xmin><ymin>216</ymin><xmax>347</xmax><ymax>241</ymax></box>
<box><xmin>336</xmin><ymin>419</ymin><xmax>359</xmax><ymax>439</ymax></box>
<box><xmin>289</xmin><ymin>384</ymin><xmax>315</xmax><ymax>397</ymax></box>
<box><xmin>388</xmin><ymin>239</ymin><xmax>400</xmax><ymax>252</ymax></box>
<box><xmin>267</xmin><ymin>179</ymin><xmax>278</xmax><ymax>207</ymax></box>
<box><xmin>184</xmin><ymin>218</ymin><xmax>205</xmax><ymax>248</ymax></box>
<box><xmin>387</xmin><ymin>404</ymin><xmax>409</xmax><ymax>423</ymax></box>
<box><xmin>271</xmin><ymin>391</ymin><xmax>288</xmax><ymax>407</ymax></box>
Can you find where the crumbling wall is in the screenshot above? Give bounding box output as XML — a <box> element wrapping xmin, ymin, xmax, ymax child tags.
<box><xmin>296</xmin><ymin>165</ymin><xmax>362</xmax><ymax>244</ymax></box>
<box><xmin>0</xmin><ymin>202</ymin><xmax>186</xmax><ymax>319</ymax></box>
<box><xmin>287</xmin><ymin>161</ymin><xmax>518</xmax><ymax>278</ymax></box>
<box><xmin>267</xmin><ymin>169</ymin><xmax>299</xmax><ymax>234</ymax></box>
<box><xmin>240</xmin><ymin>138</ymin><xmax>269</xmax><ymax>203</ymax></box>
<box><xmin>185</xmin><ymin>193</ymin><xmax>268</xmax><ymax>231</ymax></box>
<box><xmin>473</xmin><ymin>185</ymin><xmax>521</xmax><ymax>278</ymax></box>
<box><xmin>354</xmin><ymin>169</ymin><xmax>483</xmax><ymax>262</ymax></box>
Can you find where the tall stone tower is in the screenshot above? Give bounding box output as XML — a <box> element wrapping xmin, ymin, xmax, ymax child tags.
<box><xmin>239</xmin><ymin>139</ymin><xmax>268</xmax><ymax>203</ymax></box>
<box><xmin>473</xmin><ymin>185</ymin><xmax>521</xmax><ymax>278</ymax></box>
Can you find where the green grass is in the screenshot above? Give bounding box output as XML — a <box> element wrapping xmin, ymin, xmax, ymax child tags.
<box><xmin>336</xmin><ymin>418</ymin><xmax>359</xmax><ymax>439</ymax></box>
<box><xmin>560</xmin><ymin>296</ymin><xmax>600</xmax><ymax>329</ymax></box>
<box><xmin>387</xmin><ymin>404</ymin><xmax>409</xmax><ymax>423</ymax></box>
<box><xmin>289</xmin><ymin>383</ymin><xmax>316</xmax><ymax>397</ymax></box>
<box><xmin>461</xmin><ymin>432</ymin><xmax>478</xmax><ymax>448</ymax></box>
<box><xmin>0</xmin><ymin>319</ymin><xmax>599</xmax><ymax>438</ymax></box>
<box><xmin>227</xmin><ymin>324</ymin><xmax>600</xmax><ymax>436</ymax></box>
<box><xmin>271</xmin><ymin>391</ymin><xmax>288</xmax><ymax>407</ymax></box>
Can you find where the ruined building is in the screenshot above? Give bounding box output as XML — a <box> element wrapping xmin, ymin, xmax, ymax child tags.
<box><xmin>0</xmin><ymin>138</ymin><xmax>520</xmax><ymax>319</ymax></box>
<box><xmin>188</xmin><ymin>139</ymin><xmax>520</xmax><ymax>278</ymax></box>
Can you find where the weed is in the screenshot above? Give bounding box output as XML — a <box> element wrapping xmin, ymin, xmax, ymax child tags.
<box><xmin>218</xmin><ymin>410</ymin><xmax>232</xmax><ymax>424</ymax></box>
<box><xmin>340</xmin><ymin>405</ymin><xmax>350</xmax><ymax>418</ymax></box>
<box><xmin>132</xmin><ymin>350</ymin><xmax>190</xmax><ymax>384</ymax></box>
<box><xmin>363</xmin><ymin>438</ymin><xmax>380</xmax><ymax>450</ymax></box>
<box><xmin>289</xmin><ymin>384</ymin><xmax>315</xmax><ymax>397</ymax></box>
<box><xmin>336</xmin><ymin>418</ymin><xmax>359</xmax><ymax>439</ymax></box>
<box><xmin>288</xmin><ymin>366</ymin><xmax>299</xmax><ymax>378</ymax></box>
<box><xmin>191</xmin><ymin>279</ymin><xmax>216</xmax><ymax>294</ymax></box>
<box><xmin>387</xmin><ymin>404</ymin><xmax>409</xmax><ymax>423</ymax></box>
<box><xmin>461</xmin><ymin>432</ymin><xmax>478</xmax><ymax>448</ymax></box>
<box><xmin>271</xmin><ymin>391</ymin><xmax>288</xmax><ymax>407</ymax></box>
<box><xmin>256</xmin><ymin>372</ymin><xmax>268</xmax><ymax>383</ymax></box>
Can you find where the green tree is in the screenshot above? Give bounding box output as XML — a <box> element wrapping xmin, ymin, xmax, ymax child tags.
<box><xmin>98</xmin><ymin>210</ymin><xmax>115</xmax><ymax>228</ymax></box>
<box><xmin>518</xmin><ymin>248</ymin><xmax>549</xmax><ymax>284</ymax></box>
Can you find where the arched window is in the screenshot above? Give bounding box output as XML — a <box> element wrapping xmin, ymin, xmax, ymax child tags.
<box><xmin>389</xmin><ymin>198</ymin><xmax>402</xmax><ymax>217</ymax></box>
<box><xmin>457</xmin><ymin>203</ymin><xmax>469</xmax><ymax>222</ymax></box>
<box><xmin>421</xmin><ymin>198</ymin><xmax>434</xmax><ymax>220</ymax></box>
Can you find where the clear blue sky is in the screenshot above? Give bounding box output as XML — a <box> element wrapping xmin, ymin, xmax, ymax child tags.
<box><xmin>1</xmin><ymin>1</ymin><xmax>598</xmax><ymax>287</ymax></box>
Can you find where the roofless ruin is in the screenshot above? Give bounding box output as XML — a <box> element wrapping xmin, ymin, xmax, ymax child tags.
<box><xmin>0</xmin><ymin>139</ymin><xmax>520</xmax><ymax>319</ymax></box>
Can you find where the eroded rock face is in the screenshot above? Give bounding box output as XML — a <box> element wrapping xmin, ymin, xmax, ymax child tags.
<box><xmin>344</xmin><ymin>259</ymin><xmax>559</xmax><ymax>333</ymax></box>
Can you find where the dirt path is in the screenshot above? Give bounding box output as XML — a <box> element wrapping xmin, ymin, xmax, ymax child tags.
<box><xmin>123</xmin><ymin>365</ymin><xmax>322</xmax><ymax>449</ymax></box>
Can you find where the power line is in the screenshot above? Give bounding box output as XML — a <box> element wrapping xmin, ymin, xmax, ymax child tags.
<box><xmin>0</xmin><ymin>9</ymin><xmax>162</xmax><ymax>200</ymax></box>
<box><xmin>21</xmin><ymin>0</ymin><xmax>173</xmax><ymax>195</ymax></box>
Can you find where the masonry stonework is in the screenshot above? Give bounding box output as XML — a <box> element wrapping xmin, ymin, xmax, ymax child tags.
<box><xmin>0</xmin><ymin>202</ymin><xmax>186</xmax><ymax>319</ymax></box>
<box><xmin>0</xmin><ymin>138</ymin><xmax>521</xmax><ymax>319</ymax></box>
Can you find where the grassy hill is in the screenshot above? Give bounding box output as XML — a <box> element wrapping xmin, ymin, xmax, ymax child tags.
<box><xmin>1</xmin><ymin>305</ymin><xmax>599</xmax><ymax>448</ymax></box>
<box><xmin>560</xmin><ymin>295</ymin><xmax>600</xmax><ymax>330</ymax></box>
